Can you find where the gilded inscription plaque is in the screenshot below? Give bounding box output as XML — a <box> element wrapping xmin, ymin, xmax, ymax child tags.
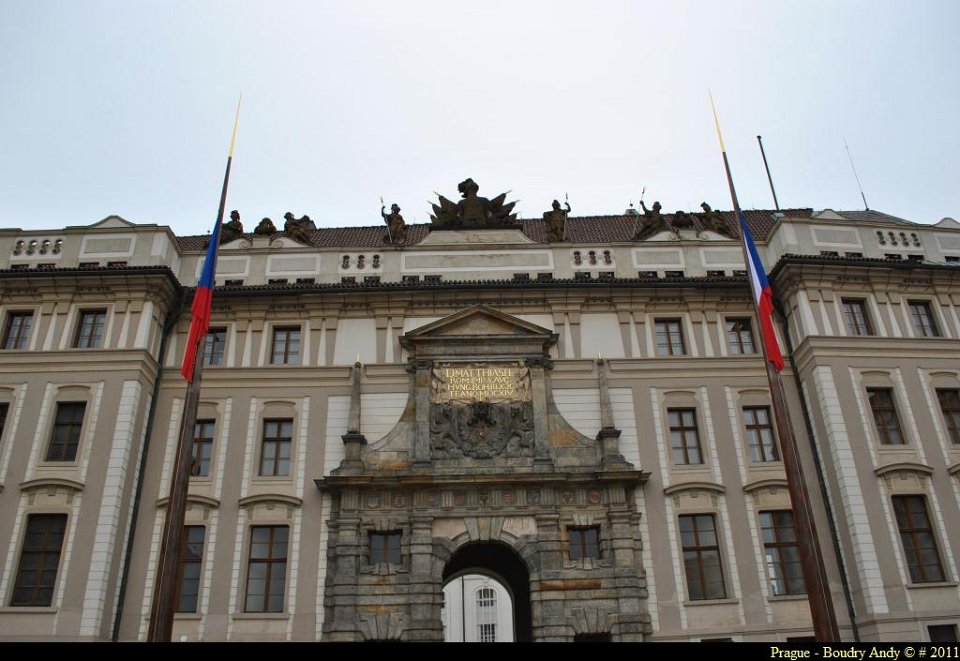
<box><xmin>429</xmin><ymin>362</ymin><xmax>534</xmax><ymax>459</ymax></box>
<box><xmin>431</xmin><ymin>362</ymin><xmax>530</xmax><ymax>403</ymax></box>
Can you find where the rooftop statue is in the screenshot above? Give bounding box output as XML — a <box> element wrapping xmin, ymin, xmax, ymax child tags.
<box><xmin>543</xmin><ymin>198</ymin><xmax>571</xmax><ymax>242</ymax></box>
<box><xmin>220</xmin><ymin>210</ymin><xmax>245</xmax><ymax>244</ymax></box>
<box><xmin>430</xmin><ymin>178</ymin><xmax>518</xmax><ymax>228</ymax></box>
<box><xmin>697</xmin><ymin>201</ymin><xmax>737</xmax><ymax>239</ymax></box>
<box><xmin>254</xmin><ymin>217</ymin><xmax>277</xmax><ymax>236</ymax></box>
<box><xmin>381</xmin><ymin>202</ymin><xmax>407</xmax><ymax>244</ymax></box>
<box><xmin>283</xmin><ymin>212</ymin><xmax>314</xmax><ymax>245</ymax></box>
<box><xmin>633</xmin><ymin>200</ymin><xmax>670</xmax><ymax>240</ymax></box>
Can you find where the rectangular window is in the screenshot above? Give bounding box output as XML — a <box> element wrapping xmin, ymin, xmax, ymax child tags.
<box><xmin>191</xmin><ymin>419</ymin><xmax>215</xmax><ymax>477</ymax></box>
<box><xmin>908</xmin><ymin>301</ymin><xmax>940</xmax><ymax>338</ymax></box>
<box><xmin>726</xmin><ymin>318</ymin><xmax>756</xmax><ymax>355</ymax></box>
<box><xmin>45</xmin><ymin>402</ymin><xmax>86</xmax><ymax>462</ymax></box>
<box><xmin>937</xmin><ymin>389</ymin><xmax>960</xmax><ymax>445</ymax></box>
<box><xmin>679</xmin><ymin>514</ymin><xmax>726</xmax><ymax>600</ymax></box>
<box><xmin>668</xmin><ymin>408</ymin><xmax>702</xmax><ymax>464</ymax></box>
<box><xmin>270</xmin><ymin>326</ymin><xmax>301</xmax><ymax>365</ymax></box>
<box><xmin>0</xmin><ymin>402</ymin><xmax>8</xmax><ymax>441</ymax></box>
<box><xmin>202</xmin><ymin>328</ymin><xmax>226</xmax><ymax>367</ymax></box>
<box><xmin>743</xmin><ymin>406</ymin><xmax>779</xmax><ymax>462</ymax></box>
<box><xmin>842</xmin><ymin>299</ymin><xmax>873</xmax><ymax>336</ymax></box>
<box><xmin>568</xmin><ymin>526</ymin><xmax>601</xmax><ymax>560</ymax></box>
<box><xmin>892</xmin><ymin>495</ymin><xmax>945</xmax><ymax>583</ymax></box>
<box><xmin>867</xmin><ymin>388</ymin><xmax>905</xmax><ymax>445</ymax></box>
<box><xmin>259</xmin><ymin>418</ymin><xmax>292</xmax><ymax>477</ymax></box>
<box><xmin>11</xmin><ymin>514</ymin><xmax>67</xmax><ymax>607</ymax></box>
<box><xmin>3</xmin><ymin>311</ymin><xmax>33</xmax><ymax>350</ymax></box>
<box><xmin>929</xmin><ymin>625</ymin><xmax>959</xmax><ymax>643</ymax></box>
<box><xmin>369</xmin><ymin>531</ymin><xmax>402</xmax><ymax>565</ymax></box>
<box><xmin>244</xmin><ymin>526</ymin><xmax>288</xmax><ymax>613</ymax></box>
<box><xmin>175</xmin><ymin>526</ymin><xmax>205</xmax><ymax>613</ymax></box>
<box><xmin>655</xmin><ymin>319</ymin><xmax>686</xmax><ymax>356</ymax></box>
<box><xmin>74</xmin><ymin>309</ymin><xmax>107</xmax><ymax>348</ymax></box>
<box><xmin>759</xmin><ymin>510</ymin><xmax>805</xmax><ymax>596</ymax></box>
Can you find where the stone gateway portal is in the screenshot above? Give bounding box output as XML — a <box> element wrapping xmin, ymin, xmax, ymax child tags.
<box><xmin>316</xmin><ymin>305</ymin><xmax>650</xmax><ymax>641</ymax></box>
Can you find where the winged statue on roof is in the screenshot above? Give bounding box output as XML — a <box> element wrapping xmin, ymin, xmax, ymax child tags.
<box><xmin>430</xmin><ymin>178</ymin><xmax>518</xmax><ymax>228</ymax></box>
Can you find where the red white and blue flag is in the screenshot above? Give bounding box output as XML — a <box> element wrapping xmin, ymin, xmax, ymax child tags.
<box><xmin>180</xmin><ymin>219</ymin><xmax>222</xmax><ymax>381</ymax></box>
<box><xmin>738</xmin><ymin>212</ymin><xmax>784</xmax><ymax>372</ymax></box>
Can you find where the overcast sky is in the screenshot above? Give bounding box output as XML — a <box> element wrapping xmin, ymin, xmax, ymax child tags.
<box><xmin>1</xmin><ymin>1</ymin><xmax>957</xmax><ymax>235</ymax></box>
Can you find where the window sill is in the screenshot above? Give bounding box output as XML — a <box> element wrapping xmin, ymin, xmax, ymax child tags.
<box><xmin>0</xmin><ymin>606</ymin><xmax>58</xmax><ymax>614</ymax></box>
<box><xmin>768</xmin><ymin>594</ymin><xmax>808</xmax><ymax>602</ymax></box>
<box><xmin>906</xmin><ymin>581</ymin><xmax>958</xmax><ymax>590</ymax></box>
<box><xmin>173</xmin><ymin>613</ymin><xmax>203</xmax><ymax>620</ymax></box>
<box><xmin>232</xmin><ymin>612</ymin><xmax>290</xmax><ymax>620</ymax></box>
<box><xmin>683</xmin><ymin>598</ymin><xmax>739</xmax><ymax>607</ymax></box>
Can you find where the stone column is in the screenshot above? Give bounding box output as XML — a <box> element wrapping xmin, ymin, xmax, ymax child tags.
<box><xmin>527</xmin><ymin>358</ymin><xmax>553</xmax><ymax>468</ymax></box>
<box><xmin>412</xmin><ymin>359</ymin><xmax>433</xmax><ymax>467</ymax></box>
<box><xmin>596</xmin><ymin>358</ymin><xmax>624</xmax><ymax>464</ymax></box>
<box><xmin>341</xmin><ymin>361</ymin><xmax>366</xmax><ymax>470</ymax></box>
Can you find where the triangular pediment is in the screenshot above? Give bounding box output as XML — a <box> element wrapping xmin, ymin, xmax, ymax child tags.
<box><xmin>407</xmin><ymin>305</ymin><xmax>553</xmax><ymax>339</ymax></box>
<box><xmin>89</xmin><ymin>215</ymin><xmax>136</xmax><ymax>229</ymax></box>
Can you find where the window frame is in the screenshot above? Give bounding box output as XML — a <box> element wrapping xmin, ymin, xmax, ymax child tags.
<box><xmin>655</xmin><ymin>318</ymin><xmax>687</xmax><ymax>356</ymax></box>
<box><xmin>10</xmin><ymin>513</ymin><xmax>68</xmax><ymax>607</ymax></box>
<box><xmin>190</xmin><ymin>419</ymin><xmax>215</xmax><ymax>478</ymax></box>
<box><xmin>73</xmin><ymin>309</ymin><xmax>108</xmax><ymax>349</ymax></box>
<box><xmin>892</xmin><ymin>495</ymin><xmax>946</xmax><ymax>584</ymax></box>
<box><xmin>174</xmin><ymin>525</ymin><xmax>206</xmax><ymax>613</ymax></box>
<box><xmin>369</xmin><ymin>530</ymin><xmax>402</xmax><ymax>565</ymax></box>
<box><xmin>743</xmin><ymin>405</ymin><xmax>780</xmax><ymax>462</ymax></box>
<box><xmin>45</xmin><ymin>401</ymin><xmax>87</xmax><ymax>462</ymax></box>
<box><xmin>259</xmin><ymin>418</ymin><xmax>293</xmax><ymax>477</ymax></box>
<box><xmin>726</xmin><ymin>317</ymin><xmax>756</xmax><ymax>355</ymax></box>
<box><xmin>679</xmin><ymin>513</ymin><xmax>727</xmax><ymax>601</ymax></box>
<box><xmin>866</xmin><ymin>388</ymin><xmax>906</xmax><ymax>445</ymax></box>
<box><xmin>668</xmin><ymin>407</ymin><xmax>703</xmax><ymax>465</ymax></box>
<box><xmin>244</xmin><ymin>525</ymin><xmax>289</xmax><ymax>613</ymax></box>
<box><xmin>202</xmin><ymin>327</ymin><xmax>227</xmax><ymax>367</ymax></box>
<box><xmin>270</xmin><ymin>325</ymin><xmax>301</xmax><ymax>365</ymax></box>
<box><xmin>907</xmin><ymin>300</ymin><xmax>940</xmax><ymax>338</ymax></box>
<box><xmin>567</xmin><ymin>525</ymin><xmax>601</xmax><ymax>561</ymax></box>
<box><xmin>936</xmin><ymin>389</ymin><xmax>960</xmax><ymax>445</ymax></box>
<box><xmin>3</xmin><ymin>310</ymin><xmax>34</xmax><ymax>350</ymax></box>
<box><xmin>842</xmin><ymin>299</ymin><xmax>874</xmax><ymax>336</ymax></box>
<box><xmin>759</xmin><ymin>510</ymin><xmax>805</xmax><ymax>596</ymax></box>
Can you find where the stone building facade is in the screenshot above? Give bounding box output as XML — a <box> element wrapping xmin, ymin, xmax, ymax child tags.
<box><xmin>0</xmin><ymin>198</ymin><xmax>958</xmax><ymax>641</ymax></box>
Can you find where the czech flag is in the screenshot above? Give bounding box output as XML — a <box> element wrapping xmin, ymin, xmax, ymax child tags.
<box><xmin>739</xmin><ymin>212</ymin><xmax>784</xmax><ymax>372</ymax></box>
<box><xmin>180</xmin><ymin>220</ymin><xmax>221</xmax><ymax>381</ymax></box>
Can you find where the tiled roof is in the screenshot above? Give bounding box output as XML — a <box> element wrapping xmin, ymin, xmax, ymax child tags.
<box><xmin>176</xmin><ymin>208</ymin><xmax>814</xmax><ymax>252</ymax></box>
<box><xmin>836</xmin><ymin>210</ymin><xmax>916</xmax><ymax>225</ymax></box>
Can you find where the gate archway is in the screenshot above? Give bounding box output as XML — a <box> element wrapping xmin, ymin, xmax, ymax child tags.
<box><xmin>441</xmin><ymin>542</ymin><xmax>532</xmax><ymax>642</ymax></box>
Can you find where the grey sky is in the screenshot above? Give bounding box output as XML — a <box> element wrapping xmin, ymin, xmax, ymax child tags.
<box><xmin>1</xmin><ymin>1</ymin><xmax>957</xmax><ymax>235</ymax></box>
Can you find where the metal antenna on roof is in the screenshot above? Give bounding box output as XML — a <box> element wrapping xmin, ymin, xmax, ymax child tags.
<box><xmin>843</xmin><ymin>138</ymin><xmax>869</xmax><ymax>210</ymax></box>
<box><xmin>756</xmin><ymin>136</ymin><xmax>781</xmax><ymax>211</ymax></box>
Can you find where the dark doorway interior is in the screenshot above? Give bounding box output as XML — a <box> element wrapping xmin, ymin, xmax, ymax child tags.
<box><xmin>443</xmin><ymin>542</ymin><xmax>533</xmax><ymax>642</ymax></box>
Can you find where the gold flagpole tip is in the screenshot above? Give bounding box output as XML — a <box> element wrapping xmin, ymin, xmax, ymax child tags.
<box><xmin>708</xmin><ymin>89</ymin><xmax>726</xmax><ymax>153</ymax></box>
<box><xmin>228</xmin><ymin>92</ymin><xmax>243</xmax><ymax>158</ymax></box>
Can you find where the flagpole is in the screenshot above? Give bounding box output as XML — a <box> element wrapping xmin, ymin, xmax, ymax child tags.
<box><xmin>710</xmin><ymin>93</ymin><xmax>840</xmax><ymax>641</ymax></box>
<box><xmin>147</xmin><ymin>96</ymin><xmax>241</xmax><ymax>642</ymax></box>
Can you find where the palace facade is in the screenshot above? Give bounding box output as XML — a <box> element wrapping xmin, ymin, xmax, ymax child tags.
<box><xmin>0</xmin><ymin>190</ymin><xmax>958</xmax><ymax>641</ymax></box>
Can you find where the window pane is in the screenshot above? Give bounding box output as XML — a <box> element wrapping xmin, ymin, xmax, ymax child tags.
<box><xmin>893</xmin><ymin>496</ymin><xmax>945</xmax><ymax>583</ymax></box>
<box><xmin>245</xmin><ymin>526</ymin><xmax>288</xmax><ymax>613</ymax></box>
<box><xmin>937</xmin><ymin>389</ymin><xmax>960</xmax><ymax>445</ymax></box>
<box><xmin>680</xmin><ymin>514</ymin><xmax>726</xmax><ymax>600</ymax></box>
<box><xmin>867</xmin><ymin>389</ymin><xmax>905</xmax><ymax>445</ymax></box>
<box><xmin>45</xmin><ymin>402</ymin><xmax>86</xmax><ymax>462</ymax></box>
<box><xmin>175</xmin><ymin>526</ymin><xmax>205</xmax><ymax>612</ymax></box>
<box><xmin>12</xmin><ymin>514</ymin><xmax>68</xmax><ymax>607</ymax></box>
<box><xmin>3</xmin><ymin>312</ymin><xmax>33</xmax><ymax>350</ymax></box>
